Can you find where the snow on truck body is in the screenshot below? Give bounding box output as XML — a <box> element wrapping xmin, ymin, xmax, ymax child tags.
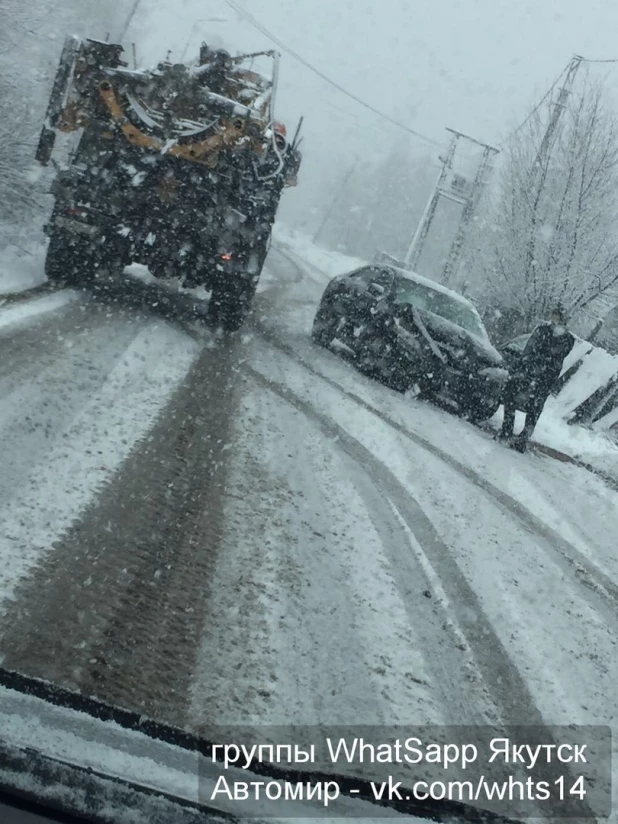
<box><xmin>35</xmin><ymin>36</ymin><xmax>303</xmax><ymax>331</ymax></box>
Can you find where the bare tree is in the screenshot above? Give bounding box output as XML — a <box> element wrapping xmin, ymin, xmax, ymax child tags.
<box><xmin>471</xmin><ymin>72</ymin><xmax>618</xmax><ymax>336</ymax></box>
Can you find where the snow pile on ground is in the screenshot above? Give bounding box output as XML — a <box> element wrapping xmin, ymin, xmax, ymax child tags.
<box><xmin>531</xmin><ymin>403</ymin><xmax>618</xmax><ymax>473</ymax></box>
<box><xmin>558</xmin><ymin>346</ymin><xmax>618</xmax><ymax>419</ymax></box>
<box><xmin>505</xmin><ymin>343</ymin><xmax>618</xmax><ymax>472</ymax></box>
<box><xmin>0</xmin><ymin>233</ymin><xmax>47</xmax><ymax>296</ymax></box>
<box><xmin>535</xmin><ymin>344</ymin><xmax>618</xmax><ymax>474</ymax></box>
<box><xmin>273</xmin><ymin>224</ymin><xmax>365</xmax><ymax>282</ymax></box>
<box><xmin>0</xmin><ymin>291</ymin><xmax>77</xmax><ymax>330</ymax></box>
<box><xmin>562</xmin><ymin>337</ymin><xmax>595</xmax><ymax>374</ymax></box>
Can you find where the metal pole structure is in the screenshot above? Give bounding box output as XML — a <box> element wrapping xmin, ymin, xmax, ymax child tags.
<box><xmin>533</xmin><ymin>56</ymin><xmax>582</xmax><ymax>178</ymax></box>
<box><xmin>442</xmin><ymin>142</ymin><xmax>499</xmax><ymax>285</ymax></box>
<box><xmin>402</xmin><ymin>166</ymin><xmax>443</xmax><ymax>269</ymax></box>
<box><xmin>313</xmin><ymin>162</ymin><xmax>356</xmax><ymax>246</ymax></box>
<box><xmin>404</xmin><ymin>131</ymin><xmax>459</xmax><ymax>271</ymax></box>
<box><xmin>522</xmin><ymin>56</ymin><xmax>583</xmax><ymax>287</ymax></box>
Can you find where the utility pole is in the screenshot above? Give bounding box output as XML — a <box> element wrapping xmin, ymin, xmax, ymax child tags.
<box><xmin>522</xmin><ymin>55</ymin><xmax>583</xmax><ymax>286</ymax></box>
<box><xmin>405</xmin><ymin>127</ymin><xmax>497</xmax><ymax>277</ymax></box>
<box><xmin>403</xmin><ymin>131</ymin><xmax>458</xmax><ymax>270</ymax></box>
<box><xmin>533</xmin><ymin>55</ymin><xmax>583</xmax><ymax>178</ymax></box>
<box><xmin>442</xmin><ymin>141</ymin><xmax>499</xmax><ymax>285</ymax></box>
<box><xmin>313</xmin><ymin>162</ymin><xmax>357</xmax><ymax>246</ymax></box>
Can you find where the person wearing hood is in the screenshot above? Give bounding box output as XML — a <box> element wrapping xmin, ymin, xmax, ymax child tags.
<box><xmin>496</xmin><ymin>305</ymin><xmax>575</xmax><ymax>453</ymax></box>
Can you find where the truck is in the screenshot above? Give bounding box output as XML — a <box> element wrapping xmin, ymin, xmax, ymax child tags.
<box><xmin>35</xmin><ymin>37</ymin><xmax>303</xmax><ymax>330</ymax></box>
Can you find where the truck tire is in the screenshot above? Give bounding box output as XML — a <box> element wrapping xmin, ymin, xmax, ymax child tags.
<box><xmin>45</xmin><ymin>231</ymin><xmax>99</xmax><ymax>286</ymax></box>
<box><xmin>207</xmin><ymin>277</ymin><xmax>257</xmax><ymax>332</ymax></box>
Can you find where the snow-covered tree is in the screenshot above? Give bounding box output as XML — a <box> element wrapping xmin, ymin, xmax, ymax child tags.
<box><xmin>471</xmin><ymin>72</ymin><xmax>618</xmax><ymax>337</ymax></box>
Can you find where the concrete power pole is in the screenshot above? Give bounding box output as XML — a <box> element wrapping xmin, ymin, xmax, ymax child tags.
<box><xmin>521</xmin><ymin>55</ymin><xmax>583</xmax><ymax>286</ymax></box>
<box><xmin>404</xmin><ymin>128</ymin><xmax>497</xmax><ymax>280</ymax></box>
<box><xmin>533</xmin><ymin>55</ymin><xmax>583</xmax><ymax>179</ymax></box>
<box><xmin>442</xmin><ymin>141</ymin><xmax>499</xmax><ymax>285</ymax></box>
<box><xmin>403</xmin><ymin>130</ymin><xmax>459</xmax><ymax>270</ymax></box>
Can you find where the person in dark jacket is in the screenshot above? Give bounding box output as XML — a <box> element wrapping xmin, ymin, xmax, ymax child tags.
<box><xmin>497</xmin><ymin>306</ymin><xmax>575</xmax><ymax>453</ymax></box>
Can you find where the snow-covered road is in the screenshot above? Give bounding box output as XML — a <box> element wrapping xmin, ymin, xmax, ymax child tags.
<box><xmin>0</xmin><ymin>239</ymin><xmax>616</xmax><ymax>814</ymax></box>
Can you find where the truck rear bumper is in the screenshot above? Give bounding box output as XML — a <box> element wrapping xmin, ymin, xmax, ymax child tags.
<box><xmin>46</xmin><ymin>215</ymin><xmax>100</xmax><ymax>238</ymax></box>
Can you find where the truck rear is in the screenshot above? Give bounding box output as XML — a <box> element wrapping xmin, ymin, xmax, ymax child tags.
<box><xmin>36</xmin><ymin>37</ymin><xmax>303</xmax><ymax>330</ymax></box>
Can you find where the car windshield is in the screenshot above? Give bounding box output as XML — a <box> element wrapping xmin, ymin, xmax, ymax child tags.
<box><xmin>393</xmin><ymin>278</ymin><xmax>487</xmax><ymax>338</ymax></box>
<box><xmin>2</xmin><ymin>4</ymin><xmax>617</xmax><ymax>824</ymax></box>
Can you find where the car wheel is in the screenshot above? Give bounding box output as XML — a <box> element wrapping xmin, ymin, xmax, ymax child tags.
<box><xmin>311</xmin><ymin>304</ymin><xmax>340</xmax><ymax>347</ymax></box>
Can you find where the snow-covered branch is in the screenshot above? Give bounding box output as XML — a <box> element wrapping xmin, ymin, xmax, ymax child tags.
<box><xmin>468</xmin><ymin>71</ymin><xmax>618</xmax><ymax>337</ymax></box>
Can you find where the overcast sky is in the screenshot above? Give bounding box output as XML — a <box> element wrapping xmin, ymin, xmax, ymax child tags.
<box><xmin>125</xmin><ymin>0</ymin><xmax>618</xmax><ymax>226</ymax></box>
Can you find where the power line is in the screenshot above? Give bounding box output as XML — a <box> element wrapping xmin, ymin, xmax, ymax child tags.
<box><xmin>580</xmin><ymin>56</ymin><xmax>618</xmax><ymax>63</ymax></box>
<box><xmin>216</xmin><ymin>6</ymin><xmax>618</xmax><ymax>157</ymax></box>
<box><xmin>222</xmin><ymin>0</ymin><xmax>442</xmax><ymax>147</ymax></box>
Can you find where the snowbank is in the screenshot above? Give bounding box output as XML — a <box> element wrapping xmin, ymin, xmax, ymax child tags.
<box><xmin>273</xmin><ymin>224</ymin><xmax>365</xmax><ymax>282</ymax></box>
<box><xmin>558</xmin><ymin>346</ymin><xmax>618</xmax><ymax>419</ymax></box>
<box><xmin>533</xmin><ymin>402</ymin><xmax>618</xmax><ymax>476</ymax></box>
<box><xmin>0</xmin><ymin>229</ymin><xmax>47</xmax><ymax>296</ymax></box>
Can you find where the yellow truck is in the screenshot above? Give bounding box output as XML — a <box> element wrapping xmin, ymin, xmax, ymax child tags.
<box><xmin>36</xmin><ymin>37</ymin><xmax>302</xmax><ymax>329</ymax></box>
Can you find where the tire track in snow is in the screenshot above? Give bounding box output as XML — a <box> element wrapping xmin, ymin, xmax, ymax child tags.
<box><xmin>245</xmin><ymin>364</ymin><xmax>541</xmax><ymax>727</ymax></box>
<box><xmin>0</xmin><ymin>302</ymin><xmax>149</xmax><ymax>511</ymax></box>
<box><xmin>0</xmin><ymin>281</ymin><xmax>59</xmax><ymax>305</ymax></box>
<box><xmin>255</xmin><ymin>324</ymin><xmax>618</xmax><ymax>620</ymax></box>
<box><xmin>0</xmin><ymin>291</ymin><xmax>88</xmax><ymax>379</ymax></box>
<box><xmin>0</xmin><ymin>334</ymin><xmax>244</xmax><ymax>727</ymax></box>
<box><xmin>337</xmin><ymin>454</ymin><xmax>499</xmax><ymax>726</ymax></box>
<box><xmin>0</xmin><ymin>318</ymin><xmax>199</xmax><ymax>614</ymax></box>
<box><xmin>188</xmin><ymin>390</ymin><xmax>421</xmax><ymax>730</ymax></box>
<box><xmin>244</xmin><ymin>365</ymin><xmax>597</xmax><ymax>820</ymax></box>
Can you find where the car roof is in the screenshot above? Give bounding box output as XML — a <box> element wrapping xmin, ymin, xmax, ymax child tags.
<box><xmin>382</xmin><ymin>265</ymin><xmax>479</xmax><ymax>312</ymax></box>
